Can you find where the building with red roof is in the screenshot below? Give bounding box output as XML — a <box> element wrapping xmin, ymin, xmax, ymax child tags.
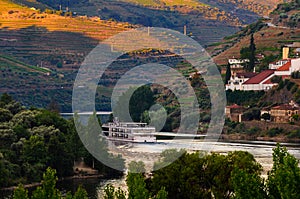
<box><xmin>270</xmin><ymin>103</ymin><xmax>300</xmax><ymax>123</ymax></box>
<box><xmin>226</xmin><ymin>72</ymin><xmax>256</xmax><ymax>90</ymax></box>
<box><xmin>274</xmin><ymin>60</ymin><xmax>292</xmax><ymax>76</ymax></box>
<box><xmin>239</xmin><ymin>70</ymin><xmax>276</xmax><ymax>91</ymax></box>
<box><xmin>269</xmin><ymin>59</ymin><xmax>290</xmax><ymax>70</ymax></box>
<box><xmin>225</xmin><ymin>104</ymin><xmax>246</xmax><ymax>122</ymax></box>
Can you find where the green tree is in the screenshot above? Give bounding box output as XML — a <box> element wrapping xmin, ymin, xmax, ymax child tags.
<box><xmin>31</xmin><ymin>167</ymin><xmax>61</xmax><ymax>199</ymax></box>
<box><xmin>21</xmin><ymin>135</ymin><xmax>48</xmax><ymax>181</ymax></box>
<box><xmin>225</xmin><ymin>62</ymin><xmax>231</xmax><ymax>84</ymax></box>
<box><xmin>151</xmin><ymin>151</ymin><xmax>208</xmax><ymax>199</ymax></box>
<box><xmin>11</xmin><ymin>110</ymin><xmax>39</xmax><ymax>129</ymax></box>
<box><xmin>0</xmin><ymin>93</ymin><xmax>13</xmax><ymax>106</ymax></box>
<box><xmin>114</xmin><ymin>85</ymin><xmax>155</xmax><ymax>122</ymax></box>
<box><xmin>0</xmin><ymin>153</ymin><xmax>9</xmax><ymax>187</ymax></box>
<box><xmin>104</xmin><ymin>184</ymin><xmax>116</xmax><ymax>199</ymax></box>
<box><xmin>155</xmin><ymin>187</ymin><xmax>168</xmax><ymax>199</ymax></box>
<box><xmin>13</xmin><ymin>184</ymin><xmax>29</xmax><ymax>199</ymax></box>
<box><xmin>240</xmin><ymin>35</ymin><xmax>256</xmax><ymax>72</ymax></box>
<box><xmin>103</xmin><ymin>184</ymin><xmax>126</xmax><ymax>199</ymax></box>
<box><xmin>13</xmin><ymin>167</ymin><xmax>89</xmax><ymax>199</ymax></box>
<box><xmin>267</xmin><ymin>144</ymin><xmax>300</xmax><ymax>199</ymax></box>
<box><xmin>115</xmin><ymin>188</ymin><xmax>126</xmax><ymax>199</ymax></box>
<box><xmin>126</xmin><ymin>160</ymin><xmax>149</xmax><ymax>199</ymax></box>
<box><xmin>127</xmin><ymin>172</ymin><xmax>149</xmax><ymax>199</ymax></box>
<box><xmin>248</xmin><ymin>34</ymin><xmax>256</xmax><ymax>71</ymax></box>
<box><xmin>231</xmin><ymin>168</ymin><xmax>267</xmax><ymax>199</ymax></box>
<box><xmin>0</xmin><ymin>108</ymin><xmax>13</xmax><ymax>122</ymax></box>
<box><xmin>73</xmin><ymin>185</ymin><xmax>88</xmax><ymax>199</ymax></box>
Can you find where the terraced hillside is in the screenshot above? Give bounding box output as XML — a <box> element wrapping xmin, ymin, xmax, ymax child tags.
<box><xmin>0</xmin><ymin>0</ymin><xmax>135</xmax><ymax>67</ymax></box>
<box><xmin>62</xmin><ymin>0</ymin><xmax>286</xmax><ymax>45</ymax></box>
<box><xmin>208</xmin><ymin>0</ymin><xmax>300</xmax><ymax>66</ymax></box>
<box><xmin>0</xmin><ymin>0</ymin><xmax>136</xmax><ymax>110</ymax></box>
<box><xmin>14</xmin><ymin>0</ymin><xmax>263</xmax><ymax>45</ymax></box>
<box><xmin>201</xmin><ymin>0</ymin><xmax>286</xmax><ymax>16</ymax></box>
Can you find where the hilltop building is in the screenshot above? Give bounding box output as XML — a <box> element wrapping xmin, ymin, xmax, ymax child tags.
<box><xmin>226</xmin><ymin>47</ymin><xmax>300</xmax><ymax>91</ymax></box>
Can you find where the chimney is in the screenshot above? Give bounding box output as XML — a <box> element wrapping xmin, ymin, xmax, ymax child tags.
<box><xmin>282</xmin><ymin>47</ymin><xmax>289</xmax><ymax>59</ymax></box>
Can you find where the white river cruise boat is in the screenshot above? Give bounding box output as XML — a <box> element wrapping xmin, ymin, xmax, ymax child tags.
<box><xmin>102</xmin><ymin>119</ymin><xmax>157</xmax><ymax>143</ymax></box>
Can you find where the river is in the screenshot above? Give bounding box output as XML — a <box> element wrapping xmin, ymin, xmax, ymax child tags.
<box><xmin>1</xmin><ymin>140</ymin><xmax>300</xmax><ymax>198</ymax></box>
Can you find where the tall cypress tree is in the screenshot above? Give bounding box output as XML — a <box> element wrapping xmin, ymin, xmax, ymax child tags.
<box><xmin>225</xmin><ymin>62</ymin><xmax>231</xmax><ymax>84</ymax></box>
<box><xmin>248</xmin><ymin>34</ymin><xmax>256</xmax><ymax>72</ymax></box>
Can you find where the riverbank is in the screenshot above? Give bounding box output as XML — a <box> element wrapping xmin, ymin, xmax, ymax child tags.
<box><xmin>220</xmin><ymin>134</ymin><xmax>300</xmax><ymax>143</ymax></box>
<box><xmin>0</xmin><ymin>174</ymin><xmax>104</xmax><ymax>191</ymax></box>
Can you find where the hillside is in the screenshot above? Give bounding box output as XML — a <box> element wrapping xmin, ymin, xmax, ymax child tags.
<box><xmin>0</xmin><ymin>0</ymin><xmax>136</xmax><ymax>110</ymax></box>
<box><xmin>0</xmin><ymin>0</ymin><xmax>289</xmax><ymax>111</ymax></box>
<box><xmin>0</xmin><ymin>0</ymin><xmax>136</xmax><ymax>68</ymax></box>
<box><xmin>201</xmin><ymin>0</ymin><xmax>286</xmax><ymax>16</ymax></box>
<box><xmin>14</xmin><ymin>0</ymin><xmax>278</xmax><ymax>46</ymax></box>
<box><xmin>208</xmin><ymin>0</ymin><xmax>300</xmax><ymax>66</ymax></box>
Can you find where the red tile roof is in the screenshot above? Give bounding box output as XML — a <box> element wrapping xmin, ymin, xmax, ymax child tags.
<box><xmin>226</xmin><ymin>104</ymin><xmax>243</xmax><ymax>109</ymax></box>
<box><xmin>263</xmin><ymin>78</ymin><xmax>273</xmax><ymax>84</ymax></box>
<box><xmin>276</xmin><ymin>61</ymin><xmax>291</xmax><ymax>71</ymax></box>
<box><xmin>243</xmin><ymin>70</ymin><xmax>275</xmax><ymax>84</ymax></box>
<box><xmin>236</xmin><ymin>72</ymin><xmax>257</xmax><ymax>78</ymax></box>
<box><xmin>271</xmin><ymin>104</ymin><xmax>299</xmax><ymax>111</ymax></box>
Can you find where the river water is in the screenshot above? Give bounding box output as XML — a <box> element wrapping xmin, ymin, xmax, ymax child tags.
<box><xmin>1</xmin><ymin>140</ymin><xmax>300</xmax><ymax>198</ymax></box>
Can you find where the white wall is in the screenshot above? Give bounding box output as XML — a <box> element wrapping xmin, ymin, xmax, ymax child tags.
<box><xmin>291</xmin><ymin>58</ymin><xmax>300</xmax><ymax>73</ymax></box>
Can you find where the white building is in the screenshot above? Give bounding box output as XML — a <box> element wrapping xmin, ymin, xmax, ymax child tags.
<box><xmin>228</xmin><ymin>58</ymin><xmax>249</xmax><ymax>69</ymax></box>
<box><xmin>226</xmin><ymin>72</ymin><xmax>256</xmax><ymax>90</ymax></box>
<box><xmin>226</xmin><ymin>53</ymin><xmax>300</xmax><ymax>91</ymax></box>
<box><xmin>269</xmin><ymin>59</ymin><xmax>290</xmax><ymax>70</ymax></box>
<box><xmin>290</xmin><ymin>58</ymin><xmax>300</xmax><ymax>73</ymax></box>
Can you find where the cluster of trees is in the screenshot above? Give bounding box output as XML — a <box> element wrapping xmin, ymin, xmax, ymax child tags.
<box><xmin>240</xmin><ymin>34</ymin><xmax>256</xmax><ymax>72</ymax></box>
<box><xmin>114</xmin><ymin>84</ymin><xmax>184</xmax><ymax>132</ymax></box>
<box><xmin>104</xmin><ymin>161</ymin><xmax>168</xmax><ymax>199</ymax></box>
<box><xmin>44</xmin><ymin>9</ymin><xmax>73</xmax><ymax>17</ymax></box>
<box><xmin>0</xmin><ymin>93</ymin><xmax>123</xmax><ymax>188</ymax></box>
<box><xmin>226</xmin><ymin>90</ymin><xmax>265</xmax><ymax>106</ymax></box>
<box><xmin>13</xmin><ymin>167</ymin><xmax>88</xmax><ymax>199</ymax></box>
<box><xmin>105</xmin><ymin>145</ymin><xmax>300</xmax><ymax>199</ymax></box>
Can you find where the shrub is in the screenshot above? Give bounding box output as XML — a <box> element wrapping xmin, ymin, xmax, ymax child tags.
<box><xmin>267</xmin><ymin>128</ymin><xmax>283</xmax><ymax>137</ymax></box>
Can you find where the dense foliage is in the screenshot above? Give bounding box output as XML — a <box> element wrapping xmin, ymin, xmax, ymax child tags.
<box><xmin>0</xmin><ymin>94</ymin><xmax>123</xmax><ymax>188</ymax></box>
<box><xmin>13</xmin><ymin>167</ymin><xmax>88</xmax><ymax>199</ymax></box>
<box><xmin>226</xmin><ymin>90</ymin><xmax>265</xmax><ymax>106</ymax></box>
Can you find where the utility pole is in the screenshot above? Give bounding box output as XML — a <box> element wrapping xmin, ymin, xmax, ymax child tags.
<box><xmin>184</xmin><ymin>25</ymin><xmax>187</xmax><ymax>36</ymax></box>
